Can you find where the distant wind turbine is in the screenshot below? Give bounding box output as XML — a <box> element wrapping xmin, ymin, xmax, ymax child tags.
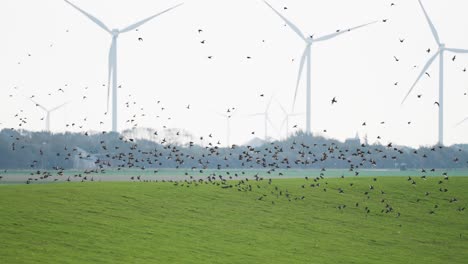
<box><xmin>401</xmin><ymin>0</ymin><xmax>468</xmax><ymax>146</ymax></box>
<box><xmin>28</xmin><ymin>99</ymin><xmax>68</xmax><ymax>132</ymax></box>
<box><xmin>251</xmin><ymin>96</ymin><xmax>276</xmax><ymax>141</ymax></box>
<box><xmin>277</xmin><ymin>101</ymin><xmax>302</xmax><ymax>139</ymax></box>
<box><xmin>64</xmin><ymin>0</ymin><xmax>183</xmax><ymax>133</ymax></box>
<box><xmin>217</xmin><ymin>112</ymin><xmax>234</xmax><ymax>147</ymax></box>
<box><xmin>264</xmin><ymin>1</ymin><xmax>377</xmax><ymax>135</ymax></box>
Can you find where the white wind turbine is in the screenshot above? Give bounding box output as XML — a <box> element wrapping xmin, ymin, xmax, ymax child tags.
<box><xmin>264</xmin><ymin>1</ymin><xmax>377</xmax><ymax>135</ymax></box>
<box><xmin>251</xmin><ymin>96</ymin><xmax>277</xmax><ymax>141</ymax></box>
<box><xmin>64</xmin><ymin>0</ymin><xmax>183</xmax><ymax>133</ymax></box>
<box><xmin>217</xmin><ymin>112</ymin><xmax>234</xmax><ymax>148</ymax></box>
<box><xmin>28</xmin><ymin>99</ymin><xmax>68</xmax><ymax>132</ymax></box>
<box><xmin>277</xmin><ymin>101</ymin><xmax>302</xmax><ymax>139</ymax></box>
<box><xmin>401</xmin><ymin>0</ymin><xmax>468</xmax><ymax>146</ymax></box>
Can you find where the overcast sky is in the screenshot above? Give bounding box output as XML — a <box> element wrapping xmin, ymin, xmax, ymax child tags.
<box><xmin>1</xmin><ymin>0</ymin><xmax>468</xmax><ymax>147</ymax></box>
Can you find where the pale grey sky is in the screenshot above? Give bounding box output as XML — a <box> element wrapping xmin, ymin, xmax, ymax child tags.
<box><xmin>1</xmin><ymin>0</ymin><xmax>468</xmax><ymax>147</ymax></box>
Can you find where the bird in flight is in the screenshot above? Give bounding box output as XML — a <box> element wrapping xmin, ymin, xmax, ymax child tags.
<box><xmin>331</xmin><ymin>97</ymin><xmax>337</xmax><ymax>105</ymax></box>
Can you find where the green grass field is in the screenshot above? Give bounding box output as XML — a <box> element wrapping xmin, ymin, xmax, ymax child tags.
<box><xmin>1</xmin><ymin>176</ymin><xmax>467</xmax><ymax>263</ymax></box>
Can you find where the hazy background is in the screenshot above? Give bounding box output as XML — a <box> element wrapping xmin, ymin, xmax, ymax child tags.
<box><xmin>1</xmin><ymin>0</ymin><xmax>467</xmax><ymax>147</ymax></box>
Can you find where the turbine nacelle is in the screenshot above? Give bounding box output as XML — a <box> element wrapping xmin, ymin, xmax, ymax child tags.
<box><xmin>439</xmin><ymin>43</ymin><xmax>446</xmax><ymax>50</ymax></box>
<box><xmin>111</xmin><ymin>29</ymin><xmax>120</xmax><ymax>37</ymax></box>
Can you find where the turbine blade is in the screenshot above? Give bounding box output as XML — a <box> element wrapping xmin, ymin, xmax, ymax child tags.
<box><xmin>28</xmin><ymin>98</ymin><xmax>48</xmax><ymax>112</ymax></box>
<box><xmin>418</xmin><ymin>0</ymin><xmax>440</xmax><ymax>45</ymax></box>
<box><xmin>280</xmin><ymin>118</ymin><xmax>287</xmax><ymax>129</ymax></box>
<box><xmin>120</xmin><ymin>3</ymin><xmax>184</xmax><ymax>33</ymax></box>
<box><xmin>50</xmin><ymin>102</ymin><xmax>68</xmax><ymax>112</ymax></box>
<box><xmin>315</xmin><ymin>20</ymin><xmax>378</xmax><ymax>42</ymax></box>
<box><xmin>455</xmin><ymin>117</ymin><xmax>468</xmax><ymax>127</ymax></box>
<box><xmin>446</xmin><ymin>48</ymin><xmax>468</xmax><ymax>54</ymax></box>
<box><xmin>266</xmin><ymin>95</ymin><xmax>274</xmax><ymax>112</ymax></box>
<box><xmin>263</xmin><ymin>1</ymin><xmax>305</xmax><ymax>41</ymax></box>
<box><xmin>401</xmin><ymin>51</ymin><xmax>439</xmax><ymax>104</ymax></box>
<box><xmin>64</xmin><ymin>0</ymin><xmax>111</xmax><ymax>34</ymax></box>
<box><xmin>292</xmin><ymin>47</ymin><xmax>309</xmax><ymax>111</ymax></box>
<box><xmin>276</xmin><ymin>99</ymin><xmax>287</xmax><ymax>115</ymax></box>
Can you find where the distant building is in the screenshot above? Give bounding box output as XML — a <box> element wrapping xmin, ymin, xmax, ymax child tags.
<box><xmin>73</xmin><ymin>147</ymin><xmax>97</xmax><ymax>169</ymax></box>
<box><xmin>344</xmin><ymin>132</ymin><xmax>361</xmax><ymax>146</ymax></box>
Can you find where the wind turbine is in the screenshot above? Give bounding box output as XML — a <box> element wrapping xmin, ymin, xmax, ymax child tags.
<box><xmin>402</xmin><ymin>0</ymin><xmax>468</xmax><ymax>146</ymax></box>
<box><xmin>64</xmin><ymin>0</ymin><xmax>183</xmax><ymax>133</ymax></box>
<box><xmin>28</xmin><ymin>99</ymin><xmax>68</xmax><ymax>132</ymax></box>
<box><xmin>251</xmin><ymin>96</ymin><xmax>276</xmax><ymax>141</ymax></box>
<box><xmin>277</xmin><ymin>101</ymin><xmax>302</xmax><ymax>139</ymax></box>
<box><xmin>264</xmin><ymin>1</ymin><xmax>377</xmax><ymax>135</ymax></box>
<box><xmin>217</xmin><ymin>113</ymin><xmax>234</xmax><ymax>148</ymax></box>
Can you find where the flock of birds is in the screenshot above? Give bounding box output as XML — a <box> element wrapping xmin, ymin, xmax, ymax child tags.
<box><xmin>1</xmin><ymin>123</ymin><xmax>466</xmax><ymax>220</ymax></box>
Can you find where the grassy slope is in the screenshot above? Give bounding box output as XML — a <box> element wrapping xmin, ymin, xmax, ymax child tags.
<box><xmin>0</xmin><ymin>177</ymin><xmax>467</xmax><ymax>264</ymax></box>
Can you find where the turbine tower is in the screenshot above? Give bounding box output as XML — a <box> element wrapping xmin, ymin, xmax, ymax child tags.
<box><xmin>278</xmin><ymin>101</ymin><xmax>301</xmax><ymax>139</ymax></box>
<box><xmin>251</xmin><ymin>96</ymin><xmax>276</xmax><ymax>141</ymax></box>
<box><xmin>264</xmin><ymin>1</ymin><xmax>377</xmax><ymax>135</ymax></box>
<box><xmin>28</xmin><ymin>99</ymin><xmax>68</xmax><ymax>132</ymax></box>
<box><xmin>64</xmin><ymin>0</ymin><xmax>183</xmax><ymax>133</ymax></box>
<box><xmin>217</xmin><ymin>113</ymin><xmax>234</xmax><ymax>147</ymax></box>
<box><xmin>401</xmin><ymin>0</ymin><xmax>468</xmax><ymax>146</ymax></box>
